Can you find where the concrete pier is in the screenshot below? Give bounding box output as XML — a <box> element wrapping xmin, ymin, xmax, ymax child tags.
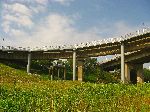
<box><xmin>73</xmin><ymin>50</ymin><xmax>76</xmax><ymax>81</ymax></box>
<box><xmin>124</xmin><ymin>63</ymin><xmax>144</xmax><ymax>83</ymax></box>
<box><xmin>63</xmin><ymin>67</ymin><xmax>66</xmax><ymax>80</ymax></box>
<box><xmin>27</xmin><ymin>53</ymin><xmax>31</xmax><ymax>73</ymax></box>
<box><xmin>77</xmin><ymin>60</ymin><xmax>84</xmax><ymax>81</ymax></box>
<box><xmin>49</xmin><ymin>66</ymin><xmax>53</xmax><ymax>80</ymax></box>
<box><xmin>121</xmin><ymin>43</ymin><xmax>125</xmax><ymax>83</ymax></box>
<box><xmin>125</xmin><ymin>63</ymin><xmax>130</xmax><ymax>83</ymax></box>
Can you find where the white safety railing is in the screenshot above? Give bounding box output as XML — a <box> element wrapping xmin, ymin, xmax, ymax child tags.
<box><xmin>0</xmin><ymin>28</ymin><xmax>150</xmax><ymax>51</ymax></box>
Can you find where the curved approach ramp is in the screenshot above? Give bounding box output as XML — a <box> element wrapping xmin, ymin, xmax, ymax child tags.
<box><xmin>100</xmin><ymin>48</ymin><xmax>150</xmax><ymax>71</ymax></box>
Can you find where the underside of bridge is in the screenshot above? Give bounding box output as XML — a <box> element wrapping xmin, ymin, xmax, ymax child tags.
<box><xmin>101</xmin><ymin>48</ymin><xmax>150</xmax><ymax>83</ymax></box>
<box><xmin>125</xmin><ymin>63</ymin><xmax>144</xmax><ymax>83</ymax></box>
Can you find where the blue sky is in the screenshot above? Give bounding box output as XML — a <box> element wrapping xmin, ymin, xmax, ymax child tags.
<box><xmin>0</xmin><ymin>0</ymin><xmax>150</xmax><ymax>67</ymax></box>
<box><xmin>0</xmin><ymin>0</ymin><xmax>150</xmax><ymax>46</ymax></box>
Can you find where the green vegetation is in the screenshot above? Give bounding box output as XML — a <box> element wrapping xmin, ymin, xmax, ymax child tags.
<box><xmin>144</xmin><ymin>68</ymin><xmax>150</xmax><ymax>82</ymax></box>
<box><xmin>1</xmin><ymin>59</ymin><xmax>149</xmax><ymax>82</ymax></box>
<box><xmin>1</xmin><ymin>63</ymin><xmax>150</xmax><ymax>112</ymax></box>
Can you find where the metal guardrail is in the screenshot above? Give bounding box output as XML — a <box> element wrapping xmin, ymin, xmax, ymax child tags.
<box><xmin>0</xmin><ymin>28</ymin><xmax>150</xmax><ymax>51</ymax></box>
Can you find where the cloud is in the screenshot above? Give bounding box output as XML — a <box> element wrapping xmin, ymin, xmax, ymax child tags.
<box><xmin>28</xmin><ymin>13</ymin><xmax>99</xmax><ymax>46</ymax></box>
<box><xmin>32</xmin><ymin>13</ymin><xmax>105</xmax><ymax>46</ymax></box>
<box><xmin>35</xmin><ymin>0</ymin><xmax>48</xmax><ymax>5</ymax></box>
<box><xmin>3</xmin><ymin>14</ymin><xmax>33</xmax><ymax>27</ymax></box>
<box><xmin>53</xmin><ymin>0</ymin><xmax>74</xmax><ymax>5</ymax></box>
<box><xmin>31</xmin><ymin>5</ymin><xmax>46</xmax><ymax>13</ymax></box>
<box><xmin>0</xmin><ymin>1</ymin><xmax>141</xmax><ymax>48</ymax></box>
<box><xmin>34</xmin><ymin>0</ymin><xmax>74</xmax><ymax>6</ymax></box>
<box><xmin>1</xmin><ymin>12</ymin><xmax>103</xmax><ymax>47</ymax></box>
<box><xmin>96</xmin><ymin>21</ymin><xmax>138</xmax><ymax>38</ymax></box>
<box><xmin>1</xmin><ymin>2</ymin><xmax>34</xmax><ymax>34</ymax></box>
<box><xmin>2</xmin><ymin>13</ymin><xmax>139</xmax><ymax>48</ymax></box>
<box><xmin>3</xmin><ymin>3</ymin><xmax>32</xmax><ymax>16</ymax></box>
<box><xmin>1</xmin><ymin>21</ymin><xmax>10</xmax><ymax>33</ymax></box>
<box><xmin>11</xmin><ymin>29</ymin><xmax>27</xmax><ymax>37</ymax></box>
<box><xmin>113</xmin><ymin>21</ymin><xmax>137</xmax><ymax>35</ymax></box>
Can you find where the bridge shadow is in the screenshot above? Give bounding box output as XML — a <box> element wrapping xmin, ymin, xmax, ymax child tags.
<box><xmin>0</xmin><ymin>60</ymin><xmax>49</xmax><ymax>75</ymax></box>
<box><xmin>0</xmin><ymin>60</ymin><xmax>27</xmax><ymax>70</ymax></box>
<box><xmin>130</xmin><ymin>69</ymin><xmax>137</xmax><ymax>84</ymax></box>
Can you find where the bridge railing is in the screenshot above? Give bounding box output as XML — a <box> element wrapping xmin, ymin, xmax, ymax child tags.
<box><xmin>72</xmin><ymin>27</ymin><xmax>150</xmax><ymax>49</ymax></box>
<box><xmin>0</xmin><ymin>28</ymin><xmax>150</xmax><ymax>52</ymax></box>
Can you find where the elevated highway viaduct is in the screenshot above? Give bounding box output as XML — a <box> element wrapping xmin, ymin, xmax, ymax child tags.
<box><xmin>0</xmin><ymin>29</ymin><xmax>150</xmax><ymax>83</ymax></box>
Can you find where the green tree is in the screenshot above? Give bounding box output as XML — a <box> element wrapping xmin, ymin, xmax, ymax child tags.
<box><xmin>143</xmin><ymin>68</ymin><xmax>150</xmax><ymax>82</ymax></box>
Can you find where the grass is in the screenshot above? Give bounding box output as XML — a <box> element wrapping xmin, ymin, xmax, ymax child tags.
<box><xmin>0</xmin><ymin>63</ymin><xmax>150</xmax><ymax>112</ymax></box>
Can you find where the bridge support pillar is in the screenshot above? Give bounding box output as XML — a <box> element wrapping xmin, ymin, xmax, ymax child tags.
<box><xmin>49</xmin><ymin>66</ymin><xmax>53</xmax><ymax>80</ymax></box>
<box><xmin>125</xmin><ymin>63</ymin><xmax>130</xmax><ymax>83</ymax></box>
<box><xmin>27</xmin><ymin>53</ymin><xmax>31</xmax><ymax>73</ymax></box>
<box><xmin>63</xmin><ymin>67</ymin><xmax>66</xmax><ymax>80</ymax></box>
<box><xmin>124</xmin><ymin>63</ymin><xmax>144</xmax><ymax>83</ymax></box>
<box><xmin>121</xmin><ymin>43</ymin><xmax>125</xmax><ymax>83</ymax></box>
<box><xmin>77</xmin><ymin>60</ymin><xmax>84</xmax><ymax>81</ymax></box>
<box><xmin>73</xmin><ymin>50</ymin><xmax>76</xmax><ymax>81</ymax></box>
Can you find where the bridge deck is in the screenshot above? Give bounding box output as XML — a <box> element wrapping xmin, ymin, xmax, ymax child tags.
<box><xmin>100</xmin><ymin>48</ymin><xmax>150</xmax><ymax>70</ymax></box>
<box><xmin>0</xmin><ymin>30</ymin><xmax>150</xmax><ymax>60</ymax></box>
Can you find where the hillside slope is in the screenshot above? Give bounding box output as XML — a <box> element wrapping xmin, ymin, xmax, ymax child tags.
<box><xmin>0</xmin><ymin>63</ymin><xmax>150</xmax><ymax>112</ymax></box>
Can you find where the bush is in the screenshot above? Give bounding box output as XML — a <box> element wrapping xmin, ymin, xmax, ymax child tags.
<box><xmin>144</xmin><ymin>68</ymin><xmax>150</xmax><ymax>82</ymax></box>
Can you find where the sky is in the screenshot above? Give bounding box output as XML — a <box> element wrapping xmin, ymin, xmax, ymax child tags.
<box><xmin>0</xmin><ymin>0</ymin><xmax>150</xmax><ymax>68</ymax></box>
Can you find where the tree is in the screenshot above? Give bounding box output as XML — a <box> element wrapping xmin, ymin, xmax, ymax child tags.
<box><xmin>143</xmin><ymin>68</ymin><xmax>150</xmax><ymax>82</ymax></box>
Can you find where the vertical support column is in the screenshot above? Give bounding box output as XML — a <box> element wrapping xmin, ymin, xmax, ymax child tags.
<box><xmin>49</xmin><ymin>66</ymin><xmax>53</xmax><ymax>81</ymax></box>
<box><xmin>77</xmin><ymin>60</ymin><xmax>84</xmax><ymax>81</ymax></box>
<box><xmin>27</xmin><ymin>53</ymin><xmax>31</xmax><ymax>73</ymax></box>
<box><xmin>121</xmin><ymin>43</ymin><xmax>125</xmax><ymax>83</ymax></box>
<box><xmin>63</xmin><ymin>67</ymin><xmax>66</xmax><ymax>80</ymax></box>
<box><xmin>137</xmin><ymin>64</ymin><xmax>144</xmax><ymax>83</ymax></box>
<box><xmin>125</xmin><ymin>63</ymin><xmax>130</xmax><ymax>83</ymax></box>
<box><xmin>73</xmin><ymin>50</ymin><xmax>76</xmax><ymax>81</ymax></box>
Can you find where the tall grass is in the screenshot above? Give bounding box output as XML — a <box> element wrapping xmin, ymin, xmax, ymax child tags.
<box><xmin>0</xmin><ymin>63</ymin><xmax>150</xmax><ymax>112</ymax></box>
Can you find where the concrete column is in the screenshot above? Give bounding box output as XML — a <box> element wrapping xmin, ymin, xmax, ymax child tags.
<box><xmin>137</xmin><ymin>64</ymin><xmax>144</xmax><ymax>83</ymax></box>
<box><xmin>125</xmin><ymin>63</ymin><xmax>130</xmax><ymax>83</ymax></box>
<box><xmin>49</xmin><ymin>66</ymin><xmax>53</xmax><ymax>81</ymax></box>
<box><xmin>64</xmin><ymin>68</ymin><xmax>66</xmax><ymax>80</ymax></box>
<box><xmin>77</xmin><ymin>60</ymin><xmax>84</xmax><ymax>81</ymax></box>
<box><xmin>73</xmin><ymin>50</ymin><xmax>76</xmax><ymax>81</ymax></box>
<box><xmin>27</xmin><ymin>53</ymin><xmax>31</xmax><ymax>73</ymax></box>
<box><xmin>121</xmin><ymin>43</ymin><xmax>125</xmax><ymax>83</ymax></box>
